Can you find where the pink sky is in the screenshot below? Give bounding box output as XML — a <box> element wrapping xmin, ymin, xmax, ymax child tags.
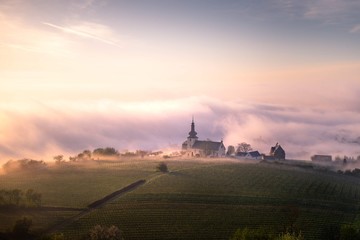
<box><xmin>1</xmin><ymin>0</ymin><xmax>360</xmax><ymax>161</ymax></box>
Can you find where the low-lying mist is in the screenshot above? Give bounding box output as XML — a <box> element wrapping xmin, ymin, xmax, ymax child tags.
<box><xmin>1</xmin><ymin>96</ymin><xmax>360</xmax><ymax>163</ymax></box>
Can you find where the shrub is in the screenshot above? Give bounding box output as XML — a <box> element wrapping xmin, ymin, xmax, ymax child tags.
<box><xmin>276</xmin><ymin>232</ymin><xmax>304</xmax><ymax>240</ymax></box>
<box><xmin>340</xmin><ymin>224</ymin><xmax>360</xmax><ymax>240</ymax></box>
<box><xmin>156</xmin><ymin>162</ymin><xmax>168</xmax><ymax>173</ymax></box>
<box><xmin>230</xmin><ymin>227</ymin><xmax>272</xmax><ymax>240</ymax></box>
<box><xmin>89</xmin><ymin>225</ymin><xmax>124</xmax><ymax>240</ymax></box>
<box><xmin>13</xmin><ymin>217</ymin><xmax>32</xmax><ymax>238</ymax></box>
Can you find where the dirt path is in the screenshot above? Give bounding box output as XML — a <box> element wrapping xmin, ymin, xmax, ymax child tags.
<box><xmin>44</xmin><ymin>179</ymin><xmax>146</xmax><ymax>236</ymax></box>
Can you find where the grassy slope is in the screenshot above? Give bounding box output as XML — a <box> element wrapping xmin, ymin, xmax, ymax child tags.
<box><xmin>0</xmin><ymin>160</ymin><xmax>161</xmax><ymax>232</ymax></box>
<box><xmin>1</xmin><ymin>159</ymin><xmax>360</xmax><ymax>239</ymax></box>
<box><xmin>60</xmin><ymin>160</ymin><xmax>360</xmax><ymax>240</ymax></box>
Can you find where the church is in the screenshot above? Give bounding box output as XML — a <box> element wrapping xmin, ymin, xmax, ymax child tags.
<box><xmin>182</xmin><ymin>118</ymin><xmax>226</xmax><ymax>157</ymax></box>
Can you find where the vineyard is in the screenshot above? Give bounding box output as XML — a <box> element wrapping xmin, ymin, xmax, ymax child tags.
<box><xmin>0</xmin><ymin>159</ymin><xmax>360</xmax><ymax>239</ymax></box>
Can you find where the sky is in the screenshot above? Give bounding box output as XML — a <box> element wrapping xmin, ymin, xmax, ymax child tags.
<box><xmin>0</xmin><ymin>0</ymin><xmax>360</xmax><ymax>161</ymax></box>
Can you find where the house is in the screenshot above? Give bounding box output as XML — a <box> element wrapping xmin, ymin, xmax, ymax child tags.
<box><xmin>236</xmin><ymin>152</ymin><xmax>248</xmax><ymax>158</ymax></box>
<box><xmin>182</xmin><ymin>118</ymin><xmax>226</xmax><ymax>157</ymax></box>
<box><xmin>311</xmin><ymin>155</ymin><xmax>332</xmax><ymax>163</ymax></box>
<box><xmin>236</xmin><ymin>151</ymin><xmax>262</xmax><ymax>160</ymax></box>
<box><xmin>263</xmin><ymin>143</ymin><xmax>285</xmax><ymax>160</ymax></box>
<box><xmin>246</xmin><ymin>151</ymin><xmax>262</xmax><ymax>159</ymax></box>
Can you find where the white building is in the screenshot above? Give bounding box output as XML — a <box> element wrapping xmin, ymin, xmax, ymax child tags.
<box><xmin>182</xmin><ymin>118</ymin><xmax>226</xmax><ymax>157</ymax></box>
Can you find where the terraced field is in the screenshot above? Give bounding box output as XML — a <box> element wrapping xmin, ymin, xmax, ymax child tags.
<box><xmin>1</xmin><ymin>159</ymin><xmax>360</xmax><ymax>239</ymax></box>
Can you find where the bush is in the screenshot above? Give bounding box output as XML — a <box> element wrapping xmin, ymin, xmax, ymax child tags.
<box><xmin>89</xmin><ymin>225</ymin><xmax>124</xmax><ymax>240</ymax></box>
<box><xmin>156</xmin><ymin>162</ymin><xmax>168</xmax><ymax>173</ymax></box>
<box><xmin>276</xmin><ymin>232</ymin><xmax>303</xmax><ymax>240</ymax></box>
<box><xmin>340</xmin><ymin>224</ymin><xmax>360</xmax><ymax>240</ymax></box>
<box><xmin>13</xmin><ymin>217</ymin><xmax>32</xmax><ymax>238</ymax></box>
<box><xmin>230</xmin><ymin>227</ymin><xmax>272</xmax><ymax>240</ymax></box>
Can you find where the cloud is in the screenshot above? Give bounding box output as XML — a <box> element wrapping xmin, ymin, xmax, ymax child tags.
<box><xmin>275</xmin><ymin>0</ymin><xmax>360</xmax><ymax>26</ymax></box>
<box><xmin>77</xmin><ymin>0</ymin><xmax>96</xmax><ymax>9</ymax></box>
<box><xmin>42</xmin><ymin>22</ymin><xmax>121</xmax><ymax>47</ymax></box>
<box><xmin>0</xmin><ymin>0</ymin><xmax>106</xmax><ymax>20</ymax></box>
<box><xmin>1</xmin><ymin>96</ymin><xmax>360</xmax><ymax>163</ymax></box>
<box><xmin>0</xmin><ymin>11</ymin><xmax>73</xmax><ymax>59</ymax></box>
<box><xmin>350</xmin><ymin>24</ymin><xmax>360</xmax><ymax>33</ymax></box>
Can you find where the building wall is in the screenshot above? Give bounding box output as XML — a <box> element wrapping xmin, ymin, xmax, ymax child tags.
<box><xmin>187</xmin><ymin>138</ymin><xmax>197</xmax><ymax>148</ymax></box>
<box><xmin>185</xmin><ymin>146</ymin><xmax>225</xmax><ymax>157</ymax></box>
<box><xmin>311</xmin><ymin>155</ymin><xmax>332</xmax><ymax>162</ymax></box>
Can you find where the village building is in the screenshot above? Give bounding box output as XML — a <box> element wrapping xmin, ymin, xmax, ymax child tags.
<box><xmin>236</xmin><ymin>151</ymin><xmax>262</xmax><ymax>160</ymax></box>
<box><xmin>263</xmin><ymin>143</ymin><xmax>286</xmax><ymax>160</ymax></box>
<box><xmin>311</xmin><ymin>155</ymin><xmax>332</xmax><ymax>163</ymax></box>
<box><xmin>246</xmin><ymin>151</ymin><xmax>262</xmax><ymax>159</ymax></box>
<box><xmin>182</xmin><ymin>118</ymin><xmax>226</xmax><ymax>157</ymax></box>
<box><xmin>270</xmin><ymin>143</ymin><xmax>285</xmax><ymax>159</ymax></box>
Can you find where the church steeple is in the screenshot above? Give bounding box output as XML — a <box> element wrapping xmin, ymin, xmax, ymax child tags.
<box><xmin>188</xmin><ymin>117</ymin><xmax>198</xmax><ymax>139</ymax></box>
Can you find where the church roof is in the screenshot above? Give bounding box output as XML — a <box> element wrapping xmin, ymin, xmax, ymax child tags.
<box><xmin>192</xmin><ymin>140</ymin><xmax>224</xmax><ymax>151</ymax></box>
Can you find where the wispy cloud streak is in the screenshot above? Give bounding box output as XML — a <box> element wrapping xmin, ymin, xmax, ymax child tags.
<box><xmin>43</xmin><ymin>22</ymin><xmax>121</xmax><ymax>48</ymax></box>
<box><xmin>275</xmin><ymin>0</ymin><xmax>360</xmax><ymax>27</ymax></box>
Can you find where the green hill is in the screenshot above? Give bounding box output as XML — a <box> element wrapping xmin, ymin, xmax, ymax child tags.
<box><xmin>1</xmin><ymin>159</ymin><xmax>359</xmax><ymax>239</ymax></box>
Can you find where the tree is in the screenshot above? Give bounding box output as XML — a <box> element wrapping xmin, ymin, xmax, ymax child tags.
<box><xmin>237</xmin><ymin>142</ymin><xmax>253</xmax><ymax>153</ymax></box>
<box><xmin>89</xmin><ymin>225</ymin><xmax>124</xmax><ymax>240</ymax></box>
<box><xmin>77</xmin><ymin>150</ymin><xmax>92</xmax><ymax>161</ymax></box>
<box><xmin>226</xmin><ymin>145</ymin><xmax>235</xmax><ymax>156</ymax></box>
<box><xmin>25</xmin><ymin>189</ymin><xmax>42</xmax><ymax>207</ymax></box>
<box><xmin>83</xmin><ymin>150</ymin><xmax>92</xmax><ymax>159</ymax></box>
<box><xmin>10</xmin><ymin>189</ymin><xmax>22</xmax><ymax>206</ymax></box>
<box><xmin>53</xmin><ymin>155</ymin><xmax>64</xmax><ymax>164</ymax></box>
<box><xmin>13</xmin><ymin>217</ymin><xmax>32</xmax><ymax>239</ymax></box>
<box><xmin>339</xmin><ymin>224</ymin><xmax>360</xmax><ymax>240</ymax></box>
<box><xmin>156</xmin><ymin>162</ymin><xmax>168</xmax><ymax>173</ymax></box>
<box><xmin>136</xmin><ymin>150</ymin><xmax>149</xmax><ymax>158</ymax></box>
<box><xmin>3</xmin><ymin>159</ymin><xmax>47</xmax><ymax>172</ymax></box>
<box><xmin>93</xmin><ymin>148</ymin><xmax>120</xmax><ymax>157</ymax></box>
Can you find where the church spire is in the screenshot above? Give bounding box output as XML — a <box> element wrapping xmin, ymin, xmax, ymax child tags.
<box><xmin>188</xmin><ymin>117</ymin><xmax>198</xmax><ymax>139</ymax></box>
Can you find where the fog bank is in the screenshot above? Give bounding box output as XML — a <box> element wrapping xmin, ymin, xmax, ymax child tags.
<box><xmin>1</xmin><ymin>96</ymin><xmax>360</xmax><ymax>163</ymax></box>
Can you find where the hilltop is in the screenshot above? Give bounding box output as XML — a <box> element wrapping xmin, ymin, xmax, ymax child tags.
<box><xmin>0</xmin><ymin>158</ymin><xmax>359</xmax><ymax>239</ymax></box>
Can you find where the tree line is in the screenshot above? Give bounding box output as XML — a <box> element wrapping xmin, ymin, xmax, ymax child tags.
<box><xmin>2</xmin><ymin>159</ymin><xmax>47</xmax><ymax>172</ymax></box>
<box><xmin>226</xmin><ymin>142</ymin><xmax>253</xmax><ymax>156</ymax></box>
<box><xmin>55</xmin><ymin>147</ymin><xmax>165</xmax><ymax>164</ymax></box>
<box><xmin>0</xmin><ymin>188</ymin><xmax>41</xmax><ymax>207</ymax></box>
<box><xmin>0</xmin><ymin>219</ymin><xmax>124</xmax><ymax>240</ymax></box>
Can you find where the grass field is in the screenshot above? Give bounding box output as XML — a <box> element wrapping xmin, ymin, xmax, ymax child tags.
<box><xmin>0</xmin><ymin>158</ymin><xmax>359</xmax><ymax>239</ymax></box>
